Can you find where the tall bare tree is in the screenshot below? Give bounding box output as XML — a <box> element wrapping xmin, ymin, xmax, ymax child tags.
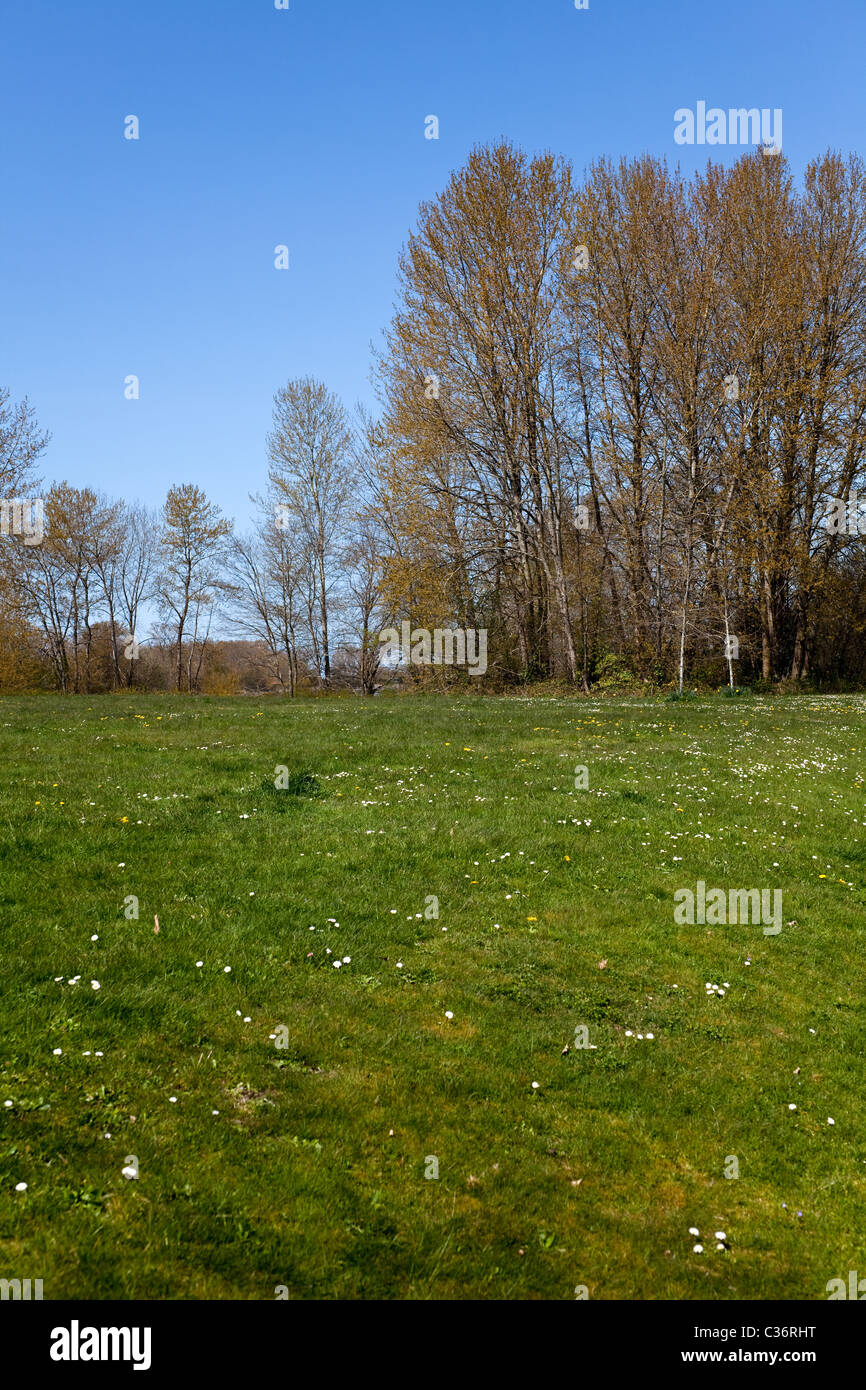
<box><xmin>156</xmin><ymin>484</ymin><xmax>233</xmax><ymax>692</ymax></box>
<box><xmin>267</xmin><ymin>378</ymin><xmax>354</xmax><ymax>687</ymax></box>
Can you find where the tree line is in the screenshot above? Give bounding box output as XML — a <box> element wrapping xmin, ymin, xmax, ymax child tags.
<box><xmin>0</xmin><ymin>380</ymin><xmax>386</xmax><ymax>694</ymax></box>
<box><xmin>3</xmin><ymin>142</ymin><xmax>866</xmax><ymax>694</ymax></box>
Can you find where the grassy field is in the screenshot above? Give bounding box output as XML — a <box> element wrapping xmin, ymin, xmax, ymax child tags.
<box><xmin>1</xmin><ymin>691</ymin><xmax>864</xmax><ymax>1300</ymax></box>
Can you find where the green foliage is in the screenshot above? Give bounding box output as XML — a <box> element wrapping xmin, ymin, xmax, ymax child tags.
<box><xmin>260</xmin><ymin>770</ymin><xmax>321</xmax><ymax>799</ymax></box>
<box><xmin>592</xmin><ymin>653</ymin><xmax>635</xmax><ymax>692</ymax></box>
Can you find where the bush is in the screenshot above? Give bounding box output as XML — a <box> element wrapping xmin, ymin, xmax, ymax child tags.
<box><xmin>592</xmin><ymin>653</ymin><xmax>635</xmax><ymax>692</ymax></box>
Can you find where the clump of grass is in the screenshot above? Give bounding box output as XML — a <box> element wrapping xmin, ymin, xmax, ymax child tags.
<box><xmin>259</xmin><ymin>770</ymin><xmax>320</xmax><ymax>798</ymax></box>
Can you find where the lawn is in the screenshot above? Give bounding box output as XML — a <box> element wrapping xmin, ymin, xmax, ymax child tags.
<box><xmin>1</xmin><ymin>691</ymin><xmax>864</xmax><ymax>1300</ymax></box>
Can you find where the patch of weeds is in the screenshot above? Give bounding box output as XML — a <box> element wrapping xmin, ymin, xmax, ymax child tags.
<box><xmin>227</xmin><ymin>1083</ymin><xmax>277</xmax><ymax>1113</ymax></box>
<box><xmin>261</xmin><ymin>771</ymin><xmax>320</xmax><ymax>800</ymax></box>
<box><xmin>592</xmin><ymin>1052</ymin><xmax>628</xmax><ymax>1071</ymax></box>
<box><xmin>287</xmin><ymin>1135</ymin><xmax>323</xmax><ymax>1155</ymax></box>
<box><xmin>59</xmin><ymin>1185</ymin><xmax>107</xmax><ymax>1213</ymax></box>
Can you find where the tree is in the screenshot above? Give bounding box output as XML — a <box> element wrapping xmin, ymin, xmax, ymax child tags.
<box><xmin>114</xmin><ymin>504</ymin><xmax>158</xmax><ymax>686</ymax></box>
<box><xmin>229</xmin><ymin>501</ymin><xmax>306</xmax><ymax>695</ymax></box>
<box><xmin>156</xmin><ymin>484</ymin><xmax>233</xmax><ymax>692</ymax></box>
<box><xmin>375</xmin><ymin>142</ymin><xmax>582</xmax><ymax>681</ymax></box>
<box><xmin>0</xmin><ymin>389</ymin><xmax>50</xmax><ymax>688</ymax></box>
<box><xmin>343</xmin><ymin>512</ymin><xmax>388</xmax><ymax>694</ymax></box>
<box><xmin>0</xmin><ymin>388</ymin><xmax>49</xmax><ymax>499</ymax></box>
<box><xmin>267</xmin><ymin>378</ymin><xmax>355</xmax><ymax>687</ymax></box>
<box><xmin>16</xmin><ymin>484</ymin><xmax>121</xmax><ymax>693</ymax></box>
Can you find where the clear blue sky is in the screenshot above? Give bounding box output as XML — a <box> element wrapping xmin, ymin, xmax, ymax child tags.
<box><xmin>2</xmin><ymin>0</ymin><xmax>864</xmax><ymax>529</ymax></box>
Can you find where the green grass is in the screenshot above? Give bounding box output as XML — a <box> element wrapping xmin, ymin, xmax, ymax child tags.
<box><xmin>1</xmin><ymin>691</ymin><xmax>864</xmax><ymax>1300</ymax></box>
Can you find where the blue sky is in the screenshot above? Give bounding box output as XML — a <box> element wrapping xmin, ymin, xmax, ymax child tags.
<box><xmin>2</xmin><ymin>0</ymin><xmax>864</xmax><ymax>529</ymax></box>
